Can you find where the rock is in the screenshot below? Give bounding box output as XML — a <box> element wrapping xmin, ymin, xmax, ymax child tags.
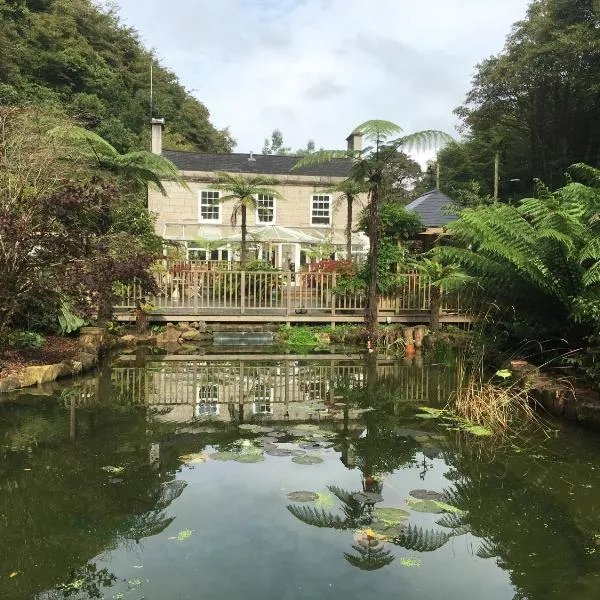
<box><xmin>197</xmin><ymin>321</ymin><xmax>207</xmax><ymax>332</ymax></box>
<box><xmin>17</xmin><ymin>364</ymin><xmax>63</xmax><ymax>387</ymax></box>
<box><xmin>0</xmin><ymin>376</ymin><xmax>21</xmax><ymax>393</ymax></box>
<box><xmin>181</xmin><ymin>329</ymin><xmax>202</xmax><ymax>341</ymax></box>
<box><xmin>177</xmin><ymin>321</ymin><xmax>191</xmax><ymax>330</ymax></box>
<box><xmin>71</xmin><ymin>352</ymin><xmax>97</xmax><ymax>371</ymax></box>
<box><xmin>120</xmin><ymin>334</ymin><xmax>138</xmax><ymax>345</ymax></box>
<box><xmin>156</xmin><ymin>324</ymin><xmax>182</xmax><ymax>346</ymax></box>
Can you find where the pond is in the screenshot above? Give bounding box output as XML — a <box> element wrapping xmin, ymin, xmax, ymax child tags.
<box><xmin>1</xmin><ymin>351</ymin><xmax>600</xmax><ymax>600</ymax></box>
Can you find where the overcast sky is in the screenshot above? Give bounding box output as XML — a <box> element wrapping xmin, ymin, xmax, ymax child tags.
<box><xmin>113</xmin><ymin>0</ymin><xmax>531</xmax><ymax>155</ymax></box>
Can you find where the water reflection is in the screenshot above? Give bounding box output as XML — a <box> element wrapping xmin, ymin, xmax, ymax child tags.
<box><xmin>1</xmin><ymin>353</ymin><xmax>600</xmax><ymax>600</ymax></box>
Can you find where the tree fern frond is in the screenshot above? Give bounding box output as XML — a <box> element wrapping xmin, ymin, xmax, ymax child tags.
<box><xmin>393</xmin><ymin>130</ymin><xmax>453</xmax><ymax>153</ymax></box>
<box><xmin>286</xmin><ymin>504</ymin><xmax>350</xmax><ymax>530</ymax></box>
<box><xmin>476</xmin><ymin>539</ymin><xmax>499</xmax><ymax>559</ymax></box>
<box><xmin>292</xmin><ymin>149</ymin><xmax>352</xmax><ymax>170</ymax></box>
<box><xmin>391</xmin><ymin>524</ymin><xmax>451</xmax><ymax>552</ymax></box>
<box><xmin>354</xmin><ymin>119</ymin><xmax>403</xmax><ymax>142</ymax></box>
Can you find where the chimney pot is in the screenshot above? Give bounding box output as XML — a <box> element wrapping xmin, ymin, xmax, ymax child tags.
<box><xmin>151</xmin><ymin>118</ymin><xmax>165</xmax><ymax>154</ymax></box>
<box><xmin>346</xmin><ymin>130</ymin><xmax>363</xmax><ymax>153</ymax></box>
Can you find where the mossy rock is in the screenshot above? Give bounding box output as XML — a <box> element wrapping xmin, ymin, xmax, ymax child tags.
<box><xmin>287</xmin><ymin>491</ymin><xmax>319</xmax><ymax>502</ymax></box>
<box><xmin>409</xmin><ymin>489</ymin><xmax>443</xmax><ymax>501</ymax></box>
<box><xmin>209</xmin><ymin>451</ymin><xmax>238</xmax><ymax>461</ymax></box>
<box><xmin>291</xmin><ymin>454</ymin><xmax>323</xmax><ymax>465</ymax></box>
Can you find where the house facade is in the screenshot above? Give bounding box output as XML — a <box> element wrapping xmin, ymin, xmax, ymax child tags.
<box><xmin>148</xmin><ymin>119</ymin><xmax>369</xmax><ymax>269</ymax></box>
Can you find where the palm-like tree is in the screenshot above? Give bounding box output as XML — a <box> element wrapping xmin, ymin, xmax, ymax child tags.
<box><xmin>211</xmin><ymin>173</ymin><xmax>283</xmax><ymax>265</ymax></box>
<box><xmin>295</xmin><ymin>120</ymin><xmax>451</xmax><ymax>340</ymax></box>
<box><xmin>410</xmin><ymin>257</ymin><xmax>469</xmax><ymax>331</ymax></box>
<box><xmin>321</xmin><ymin>178</ymin><xmax>368</xmax><ymax>260</ymax></box>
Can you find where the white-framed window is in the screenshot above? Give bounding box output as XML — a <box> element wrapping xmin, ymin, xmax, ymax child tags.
<box><xmin>252</xmin><ymin>383</ymin><xmax>273</xmax><ymax>414</ymax></box>
<box><xmin>195</xmin><ymin>383</ymin><xmax>219</xmax><ymax>417</ymax></box>
<box><xmin>256</xmin><ymin>194</ymin><xmax>276</xmax><ymax>224</ymax></box>
<box><xmin>311</xmin><ymin>194</ymin><xmax>331</xmax><ymax>226</ymax></box>
<box><xmin>199</xmin><ymin>190</ymin><xmax>221</xmax><ymax>223</ymax></box>
<box><xmin>186</xmin><ymin>244</ymin><xmax>230</xmax><ymax>261</ymax></box>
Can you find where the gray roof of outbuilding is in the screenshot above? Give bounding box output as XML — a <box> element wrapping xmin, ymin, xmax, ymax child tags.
<box><xmin>163</xmin><ymin>150</ymin><xmax>352</xmax><ymax>178</ymax></box>
<box><xmin>405</xmin><ymin>189</ymin><xmax>459</xmax><ymax>227</ymax></box>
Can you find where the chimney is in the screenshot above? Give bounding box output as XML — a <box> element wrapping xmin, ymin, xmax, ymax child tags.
<box><xmin>346</xmin><ymin>130</ymin><xmax>363</xmax><ymax>153</ymax></box>
<box><xmin>151</xmin><ymin>118</ymin><xmax>165</xmax><ymax>154</ymax></box>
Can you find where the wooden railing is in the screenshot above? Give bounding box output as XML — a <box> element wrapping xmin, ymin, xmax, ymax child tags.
<box><xmin>115</xmin><ymin>265</ymin><xmax>466</xmax><ymax>317</ymax></box>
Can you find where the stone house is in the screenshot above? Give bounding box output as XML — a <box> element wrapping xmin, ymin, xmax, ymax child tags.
<box><xmin>148</xmin><ymin>119</ymin><xmax>369</xmax><ymax>269</ymax></box>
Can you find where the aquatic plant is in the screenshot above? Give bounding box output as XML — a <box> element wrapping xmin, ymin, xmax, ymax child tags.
<box><xmin>409</xmin><ymin>490</ymin><xmax>443</xmax><ymax>501</ymax></box>
<box><xmin>287</xmin><ymin>491</ymin><xmax>319</xmax><ymax>502</ymax></box>
<box><xmin>291</xmin><ymin>454</ymin><xmax>323</xmax><ymax>465</ymax></box>
<box><xmin>399</xmin><ymin>557</ymin><xmax>422</xmax><ymax>568</ymax></box>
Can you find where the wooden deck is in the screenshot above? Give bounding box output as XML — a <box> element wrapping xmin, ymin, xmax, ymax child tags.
<box><xmin>114</xmin><ymin>264</ymin><xmax>471</xmax><ymax>325</ymax></box>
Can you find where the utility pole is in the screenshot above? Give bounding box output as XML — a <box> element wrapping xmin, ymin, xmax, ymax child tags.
<box><xmin>494</xmin><ymin>151</ymin><xmax>500</xmax><ymax>201</ymax></box>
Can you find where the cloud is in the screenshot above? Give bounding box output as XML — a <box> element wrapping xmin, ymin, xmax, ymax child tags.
<box><xmin>113</xmin><ymin>0</ymin><xmax>531</xmax><ymax>156</ymax></box>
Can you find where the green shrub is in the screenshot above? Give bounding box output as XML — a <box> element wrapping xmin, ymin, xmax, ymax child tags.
<box><xmin>9</xmin><ymin>330</ymin><xmax>45</xmax><ymax>349</ymax></box>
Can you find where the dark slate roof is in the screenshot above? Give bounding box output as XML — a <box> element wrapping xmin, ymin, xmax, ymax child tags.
<box><xmin>163</xmin><ymin>150</ymin><xmax>352</xmax><ymax>177</ymax></box>
<box><xmin>405</xmin><ymin>189</ymin><xmax>459</xmax><ymax>227</ymax></box>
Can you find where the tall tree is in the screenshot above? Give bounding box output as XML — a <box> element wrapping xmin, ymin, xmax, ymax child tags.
<box><xmin>295</xmin><ymin>120</ymin><xmax>451</xmax><ymax>340</ymax></box>
<box><xmin>262</xmin><ymin>129</ymin><xmax>291</xmax><ymax>155</ymax></box>
<box><xmin>211</xmin><ymin>173</ymin><xmax>283</xmax><ymax>266</ymax></box>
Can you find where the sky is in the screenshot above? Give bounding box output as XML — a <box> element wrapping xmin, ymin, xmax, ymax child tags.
<box><xmin>113</xmin><ymin>0</ymin><xmax>531</xmax><ymax>156</ymax></box>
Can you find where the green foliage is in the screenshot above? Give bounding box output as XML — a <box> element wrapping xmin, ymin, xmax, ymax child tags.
<box><xmin>0</xmin><ymin>0</ymin><xmax>232</xmax><ymax>154</ymax></box>
<box><xmin>434</xmin><ymin>167</ymin><xmax>600</xmax><ymax>341</ymax></box>
<box><xmin>8</xmin><ymin>330</ymin><xmax>45</xmax><ymax>348</ymax></box>
<box><xmin>58</xmin><ymin>302</ymin><xmax>85</xmax><ymax>334</ymax></box>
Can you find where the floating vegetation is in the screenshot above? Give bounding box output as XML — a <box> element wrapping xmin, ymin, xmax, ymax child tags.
<box><xmin>179</xmin><ymin>453</ymin><xmax>209</xmax><ymax>464</ymax></box>
<box><xmin>373</xmin><ymin>507</ymin><xmax>410</xmax><ymax>525</ymax></box>
<box><xmin>256</xmin><ymin>436</ymin><xmax>279</xmax><ymax>444</ymax></box>
<box><xmin>291</xmin><ymin>454</ymin><xmax>323</xmax><ymax>465</ymax></box>
<box><xmin>101</xmin><ymin>466</ymin><xmax>124</xmax><ymax>475</ymax></box>
<box><xmin>315</xmin><ymin>492</ymin><xmax>335</xmax><ymax>508</ymax></box>
<box><xmin>265</xmin><ymin>448</ymin><xmax>294</xmax><ymax>457</ymax></box>
<box><xmin>399</xmin><ymin>557</ymin><xmax>422</xmax><ymax>568</ymax></box>
<box><xmin>409</xmin><ymin>489</ymin><xmax>443</xmax><ymax>501</ymax></box>
<box><xmin>352</xmin><ymin>491</ymin><xmax>384</xmax><ymax>504</ymax></box>
<box><xmin>209</xmin><ymin>451</ymin><xmax>238</xmax><ymax>461</ymax></box>
<box><xmin>287</xmin><ymin>491</ymin><xmax>319</xmax><ymax>502</ymax></box>
<box><xmin>233</xmin><ymin>452</ymin><xmax>265</xmax><ymax>463</ymax></box>
<box><xmin>127</xmin><ymin>579</ymin><xmax>143</xmax><ymax>588</ymax></box>
<box><xmin>407</xmin><ymin>498</ymin><xmax>464</xmax><ymax>515</ymax></box>
<box><xmin>415</xmin><ymin>407</ymin><xmax>493</xmax><ymax>437</ymax></box>
<box><xmin>354</xmin><ymin>528</ymin><xmax>384</xmax><ymax>549</ymax></box>
<box><xmin>238</xmin><ymin>424</ymin><xmax>275</xmax><ymax>434</ymax></box>
<box><xmin>299</xmin><ymin>442</ymin><xmax>325</xmax><ymax>450</ymax></box>
<box><xmin>176</xmin><ymin>529</ymin><xmax>194</xmax><ymax>541</ymax></box>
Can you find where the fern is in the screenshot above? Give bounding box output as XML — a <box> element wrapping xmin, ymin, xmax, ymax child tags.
<box><xmin>343</xmin><ymin>544</ymin><xmax>395</xmax><ymax>571</ymax></box>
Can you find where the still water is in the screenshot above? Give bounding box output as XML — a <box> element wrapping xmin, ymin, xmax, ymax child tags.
<box><xmin>1</xmin><ymin>352</ymin><xmax>600</xmax><ymax>600</ymax></box>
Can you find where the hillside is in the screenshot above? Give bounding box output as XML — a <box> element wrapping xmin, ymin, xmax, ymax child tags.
<box><xmin>0</xmin><ymin>0</ymin><xmax>234</xmax><ymax>153</ymax></box>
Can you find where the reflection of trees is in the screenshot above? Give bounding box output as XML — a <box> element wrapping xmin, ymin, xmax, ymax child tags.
<box><xmin>287</xmin><ymin>485</ymin><xmax>453</xmax><ymax>571</ymax></box>
<box><xmin>438</xmin><ymin>436</ymin><xmax>600</xmax><ymax>600</ymax></box>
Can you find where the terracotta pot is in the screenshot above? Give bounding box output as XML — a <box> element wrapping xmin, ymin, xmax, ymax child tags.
<box><xmin>404</xmin><ymin>343</ymin><xmax>416</xmax><ymax>356</ymax></box>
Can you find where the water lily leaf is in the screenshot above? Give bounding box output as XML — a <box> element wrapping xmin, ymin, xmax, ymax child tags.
<box><xmin>179</xmin><ymin>453</ymin><xmax>209</xmax><ymax>464</ymax></box>
<box><xmin>101</xmin><ymin>466</ymin><xmax>124</xmax><ymax>474</ymax></box>
<box><xmin>409</xmin><ymin>489</ymin><xmax>443</xmax><ymax>501</ymax></box>
<box><xmin>495</xmin><ymin>369</ymin><xmax>512</xmax><ymax>379</ymax></box>
<box><xmin>233</xmin><ymin>452</ymin><xmax>265</xmax><ymax>463</ymax></box>
<box><xmin>265</xmin><ymin>448</ymin><xmax>294</xmax><ymax>457</ymax></box>
<box><xmin>209</xmin><ymin>451</ymin><xmax>237</xmax><ymax>461</ymax></box>
<box><xmin>256</xmin><ymin>436</ymin><xmax>279</xmax><ymax>444</ymax></box>
<box><xmin>287</xmin><ymin>491</ymin><xmax>319</xmax><ymax>502</ymax></box>
<box><xmin>415</xmin><ymin>406</ymin><xmax>445</xmax><ymax>419</ymax></box>
<box><xmin>176</xmin><ymin>529</ymin><xmax>194</xmax><ymax>541</ymax></box>
<box><xmin>292</xmin><ymin>454</ymin><xmax>323</xmax><ymax>465</ymax></box>
<box><xmin>353</xmin><ymin>492</ymin><xmax>384</xmax><ymax>504</ymax></box>
<box><xmin>373</xmin><ymin>507</ymin><xmax>410</xmax><ymax>525</ymax></box>
<box><xmin>406</xmin><ymin>499</ymin><xmax>446</xmax><ymax>513</ymax></box>
<box><xmin>299</xmin><ymin>442</ymin><xmax>325</xmax><ymax>450</ymax></box>
<box><xmin>399</xmin><ymin>557</ymin><xmax>422</xmax><ymax>568</ymax></box>
<box><xmin>315</xmin><ymin>492</ymin><xmax>335</xmax><ymax>508</ymax></box>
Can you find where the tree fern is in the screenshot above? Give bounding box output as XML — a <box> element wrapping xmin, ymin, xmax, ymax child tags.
<box><xmin>286</xmin><ymin>504</ymin><xmax>350</xmax><ymax>530</ymax></box>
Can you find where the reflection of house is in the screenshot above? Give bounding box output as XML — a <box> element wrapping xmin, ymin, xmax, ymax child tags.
<box><xmin>149</xmin><ymin>120</ymin><xmax>369</xmax><ymax>267</ymax></box>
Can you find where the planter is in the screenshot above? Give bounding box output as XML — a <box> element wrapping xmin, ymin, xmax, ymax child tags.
<box><xmin>404</xmin><ymin>343</ymin><xmax>416</xmax><ymax>357</ymax></box>
<box><xmin>80</xmin><ymin>326</ymin><xmax>106</xmax><ymax>335</ymax></box>
<box><xmin>414</xmin><ymin>325</ymin><xmax>426</xmax><ymax>348</ymax></box>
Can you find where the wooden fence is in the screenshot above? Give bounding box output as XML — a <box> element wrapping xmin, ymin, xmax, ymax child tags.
<box><xmin>114</xmin><ymin>264</ymin><xmax>466</xmax><ymax>318</ymax></box>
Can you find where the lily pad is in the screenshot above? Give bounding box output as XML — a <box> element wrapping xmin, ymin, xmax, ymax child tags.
<box><xmin>299</xmin><ymin>442</ymin><xmax>325</xmax><ymax>450</ymax></box>
<box><xmin>352</xmin><ymin>492</ymin><xmax>384</xmax><ymax>504</ymax></box>
<box><xmin>462</xmin><ymin>424</ymin><xmax>493</xmax><ymax>437</ymax></box>
<box><xmin>315</xmin><ymin>492</ymin><xmax>335</xmax><ymax>508</ymax></box>
<box><xmin>233</xmin><ymin>453</ymin><xmax>265</xmax><ymax>463</ymax></box>
<box><xmin>291</xmin><ymin>450</ymin><xmax>306</xmax><ymax>457</ymax></box>
<box><xmin>179</xmin><ymin>453</ymin><xmax>209</xmax><ymax>464</ymax></box>
<box><xmin>256</xmin><ymin>436</ymin><xmax>279</xmax><ymax>444</ymax></box>
<box><xmin>406</xmin><ymin>498</ymin><xmax>445</xmax><ymax>513</ymax></box>
<box><xmin>409</xmin><ymin>489</ymin><xmax>443</xmax><ymax>501</ymax></box>
<box><xmin>354</xmin><ymin>529</ymin><xmax>384</xmax><ymax>549</ymax></box>
<box><xmin>265</xmin><ymin>448</ymin><xmax>294</xmax><ymax>457</ymax></box>
<box><xmin>209</xmin><ymin>451</ymin><xmax>237</xmax><ymax>461</ymax></box>
<box><xmin>373</xmin><ymin>507</ymin><xmax>410</xmax><ymax>525</ymax></box>
<box><xmin>291</xmin><ymin>454</ymin><xmax>323</xmax><ymax>465</ymax></box>
<box><xmin>287</xmin><ymin>491</ymin><xmax>319</xmax><ymax>502</ymax></box>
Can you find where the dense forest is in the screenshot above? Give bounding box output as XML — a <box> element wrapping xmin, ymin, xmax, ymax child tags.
<box><xmin>0</xmin><ymin>0</ymin><xmax>234</xmax><ymax>153</ymax></box>
<box><xmin>436</xmin><ymin>0</ymin><xmax>600</xmax><ymax>202</ymax></box>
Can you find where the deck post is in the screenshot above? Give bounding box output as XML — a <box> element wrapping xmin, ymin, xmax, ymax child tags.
<box><xmin>240</xmin><ymin>272</ymin><xmax>246</xmax><ymax>314</ymax></box>
<box><xmin>286</xmin><ymin>271</ymin><xmax>292</xmax><ymax>316</ymax></box>
<box><xmin>331</xmin><ymin>272</ymin><xmax>336</xmax><ymax>316</ymax></box>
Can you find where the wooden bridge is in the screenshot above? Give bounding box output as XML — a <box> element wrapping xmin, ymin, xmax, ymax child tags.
<box><xmin>114</xmin><ymin>263</ymin><xmax>471</xmax><ymax>325</ymax></box>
